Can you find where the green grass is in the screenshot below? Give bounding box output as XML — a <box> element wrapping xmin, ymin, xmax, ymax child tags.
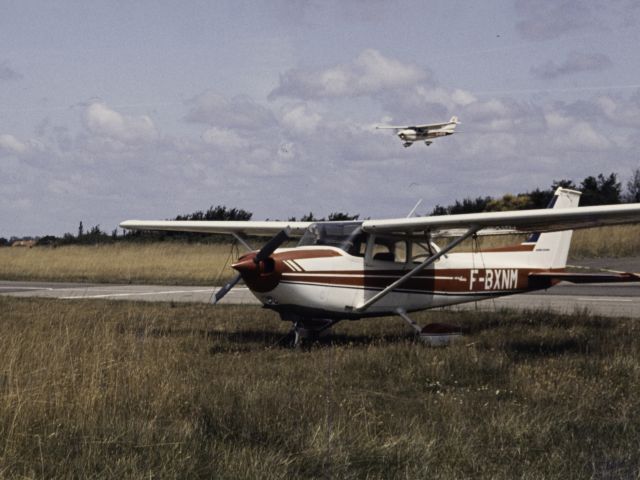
<box><xmin>1</xmin><ymin>296</ymin><xmax>639</xmax><ymax>478</ymax></box>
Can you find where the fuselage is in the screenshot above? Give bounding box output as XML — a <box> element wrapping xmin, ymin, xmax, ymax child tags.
<box><xmin>397</xmin><ymin>128</ymin><xmax>455</xmax><ymax>143</ymax></box>
<box><xmin>232</xmin><ymin>243</ymin><xmax>558</xmax><ymax>320</ymax></box>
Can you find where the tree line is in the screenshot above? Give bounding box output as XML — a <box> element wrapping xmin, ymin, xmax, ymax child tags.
<box><xmin>2</xmin><ymin>206</ymin><xmax>360</xmax><ymax>247</ymax></box>
<box><xmin>2</xmin><ymin>170</ymin><xmax>639</xmax><ymax>247</ymax></box>
<box><xmin>431</xmin><ymin>171</ymin><xmax>638</xmax><ymax>215</ymax></box>
<box><xmin>31</xmin><ymin>206</ymin><xmax>254</xmax><ymax>247</ymax></box>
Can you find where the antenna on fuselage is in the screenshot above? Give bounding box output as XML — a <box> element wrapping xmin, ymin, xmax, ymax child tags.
<box><xmin>407</xmin><ymin>199</ymin><xmax>423</xmax><ymax>218</ymax></box>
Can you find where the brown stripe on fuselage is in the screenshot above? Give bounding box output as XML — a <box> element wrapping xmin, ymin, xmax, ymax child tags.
<box><xmin>280</xmin><ymin>267</ymin><xmax>563</xmax><ymax>293</ymax></box>
<box><xmin>275</xmin><ymin>249</ymin><xmax>342</xmax><ymax>260</ymax></box>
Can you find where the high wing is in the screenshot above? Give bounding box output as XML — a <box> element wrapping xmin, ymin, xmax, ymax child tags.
<box><xmin>376</xmin><ymin>122</ymin><xmax>452</xmax><ymax>130</ymax></box>
<box><xmin>362</xmin><ymin>203</ymin><xmax>640</xmax><ymax>236</ymax></box>
<box><xmin>409</xmin><ymin>121</ymin><xmax>458</xmax><ymax>130</ymax></box>
<box><xmin>121</xmin><ymin>203</ymin><xmax>640</xmax><ymax>238</ymax></box>
<box><xmin>119</xmin><ymin>220</ymin><xmax>312</xmax><ymax>237</ymax></box>
<box><xmin>376</xmin><ymin>116</ymin><xmax>459</xmax><ymax>131</ymax></box>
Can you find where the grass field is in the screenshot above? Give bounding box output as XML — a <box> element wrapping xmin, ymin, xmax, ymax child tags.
<box><xmin>0</xmin><ymin>242</ymin><xmax>239</xmax><ymax>285</ymax></box>
<box><xmin>0</xmin><ymin>296</ymin><xmax>639</xmax><ymax>478</ymax></box>
<box><xmin>2</xmin><ymin>225</ymin><xmax>640</xmax><ymax>286</ymax></box>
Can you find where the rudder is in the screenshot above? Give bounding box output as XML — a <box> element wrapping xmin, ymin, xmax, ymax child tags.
<box><xmin>524</xmin><ymin>188</ymin><xmax>581</xmax><ymax>269</ymax></box>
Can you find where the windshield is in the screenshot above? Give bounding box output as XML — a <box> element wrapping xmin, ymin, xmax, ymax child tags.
<box><xmin>298</xmin><ymin>221</ymin><xmax>365</xmax><ymax>254</ymax></box>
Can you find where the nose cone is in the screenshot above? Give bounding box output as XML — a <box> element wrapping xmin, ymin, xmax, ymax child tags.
<box><xmin>232</xmin><ymin>255</ymin><xmax>258</xmax><ymax>274</ymax></box>
<box><xmin>231</xmin><ymin>253</ymin><xmax>282</xmax><ymax>293</ymax></box>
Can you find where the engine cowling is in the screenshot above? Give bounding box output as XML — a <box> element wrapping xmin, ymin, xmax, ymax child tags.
<box><xmin>397</xmin><ymin>129</ymin><xmax>417</xmax><ymax>141</ymax></box>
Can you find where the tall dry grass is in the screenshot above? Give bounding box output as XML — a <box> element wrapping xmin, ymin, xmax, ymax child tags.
<box><xmin>570</xmin><ymin>224</ymin><xmax>640</xmax><ymax>258</ymax></box>
<box><xmin>1</xmin><ymin>296</ymin><xmax>639</xmax><ymax>478</ymax></box>
<box><xmin>0</xmin><ymin>243</ymin><xmax>239</xmax><ymax>285</ymax></box>
<box><xmin>1</xmin><ymin>224</ymin><xmax>640</xmax><ymax>286</ymax></box>
<box><xmin>449</xmin><ymin>224</ymin><xmax>640</xmax><ymax>258</ymax></box>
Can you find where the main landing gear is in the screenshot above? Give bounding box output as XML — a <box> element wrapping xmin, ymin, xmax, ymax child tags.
<box><xmin>278</xmin><ymin>316</ymin><xmax>340</xmax><ymax>348</ymax></box>
<box><xmin>395</xmin><ymin>308</ymin><xmax>463</xmax><ymax>346</ymax></box>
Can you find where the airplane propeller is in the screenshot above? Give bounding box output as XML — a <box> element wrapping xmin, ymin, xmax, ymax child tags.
<box><xmin>212</xmin><ymin>228</ymin><xmax>291</xmax><ymax>304</ymax></box>
<box><xmin>254</xmin><ymin>228</ymin><xmax>291</xmax><ymax>263</ymax></box>
<box><xmin>212</xmin><ymin>273</ymin><xmax>243</xmax><ymax>304</ymax></box>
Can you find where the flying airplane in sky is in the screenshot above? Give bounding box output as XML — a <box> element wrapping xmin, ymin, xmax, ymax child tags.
<box><xmin>121</xmin><ymin>188</ymin><xmax>640</xmax><ymax>346</ymax></box>
<box><xmin>376</xmin><ymin>116</ymin><xmax>460</xmax><ymax>147</ymax></box>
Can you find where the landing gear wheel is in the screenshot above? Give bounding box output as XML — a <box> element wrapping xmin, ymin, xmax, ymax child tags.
<box><xmin>275</xmin><ymin>318</ymin><xmax>340</xmax><ymax>348</ymax></box>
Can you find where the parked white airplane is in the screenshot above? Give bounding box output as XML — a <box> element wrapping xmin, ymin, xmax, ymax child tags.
<box><xmin>376</xmin><ymin>116</ymin><xmax>459</xmax><ymax>147</ymax></box>
<box><xmin>121</xmin><ymin>188</ymin><xmax>640</xmax><ymax>346</ymax></box>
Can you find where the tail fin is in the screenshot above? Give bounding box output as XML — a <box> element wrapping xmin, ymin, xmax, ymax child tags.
<box><xmin>449</xmin><ymin>116</ymin><xmax>459</xmax><ymax>124</ymax></box>
<box><xmin>524</xmin><ymin>187</ymin><xmax>581</xmax><ymax>269</ymax></box>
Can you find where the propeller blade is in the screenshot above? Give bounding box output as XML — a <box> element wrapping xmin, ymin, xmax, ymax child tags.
<box><xmin>213</xmin><ymin>228</ymin><xmax>290</xmax><ymax>305</ymax></box>
<box><xmin>212</xmin><ymin>273</ymin><xmax>242</xmax><ymax>304</ymax></box>
<box><xmin>254</xmin><ymin>228</ymin><xmax>290</xmax><ymax>263</ymax></box>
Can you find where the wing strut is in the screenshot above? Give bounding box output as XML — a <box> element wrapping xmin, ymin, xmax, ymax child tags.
<box><xmin>232</xmin><ymin>232</ymin><xmax>253</xmax><ymax>252</ymax></box>
<box><xmin>355</xmin><ymin>225</ymin><xmax>481</xmax><ymax>312</ymax></box>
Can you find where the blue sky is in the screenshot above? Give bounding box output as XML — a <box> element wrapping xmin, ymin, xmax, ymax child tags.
<box><xmin>2</xmin><ymin>0</ymin><xmax>640</xmax><ymax>236</ymax></box>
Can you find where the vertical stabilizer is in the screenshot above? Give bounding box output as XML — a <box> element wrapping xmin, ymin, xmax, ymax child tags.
<box><xmin>524</xmin><ymin>188</ymin><xmax>581</xmax><ymax>269</ymax></box>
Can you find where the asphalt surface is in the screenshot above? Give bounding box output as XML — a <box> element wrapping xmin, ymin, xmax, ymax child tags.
<box><xmin>0</xmin><ymin>281</ymin><xmax>257</xmax><ymax>305</ymax></box>
<box><xmin>2</xmin><ymin>280</ymin><xmax>640</xmax><ymax>318</ymax></box>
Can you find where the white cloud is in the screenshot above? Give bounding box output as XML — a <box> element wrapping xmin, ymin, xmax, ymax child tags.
<box><xmin>280</xmin><ymin>103</ymin><xmax>322</xmax><ymax>134</ymax></box>
<box><xmin>596</xmin><ymin>96</ymin><xmax>618</xmax><ymax>118</ymax></box>
<box><xmin>464</xmin><ymin>98</ymin><xmax>511</xmax><ymax>122</ymax></box>
<box><xmin>451</xmin><ymin>89</ymin><xmax>477</xmax><ymax>106</ymax></box>
<box><xmin>85</xmin><ymin>102</ymin><xmax>158</xmax><ymax>145</ymax></box>
<box><xmin>458</xmin><ymin>132</ymin><xmax>519</xmax><ymax>160</ymax></box>
<box><xmin>412</xmin><ymin>86</ymin><xmax>476</xmax><ymax>112</ymax></box>
<box><xmin>564</xmin><ymin>122</ymin><xmax>611</xmax><ymax>150</ymax></box>
<box><xmin>545</xmin><ymin>111</ymin><xmax>573</xmax><ymax>129</ymax></box>
<box><xmin>0</xmin><ymin>134</ymin><xmax>28</xmax><ymax>154</ymax></box>
<box><xmin>201</xmin><ymin>127</ymin><xmax>245</xmax><ymax>149</ymax></box>
<box><xmin>594</xmin><ymin>92</ymin><xmax>640</xmax><ymax>128</ymax></box>
<box><xmin>269</xmin><ymin>49</ymin><xmax>429</xmax><ymax>99</ymax></box>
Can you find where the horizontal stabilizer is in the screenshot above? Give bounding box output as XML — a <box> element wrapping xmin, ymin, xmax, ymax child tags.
<box><xmin>529</xmin><ymin>271</ymin><xmax>640</xmax><ymax>289</ymax></box>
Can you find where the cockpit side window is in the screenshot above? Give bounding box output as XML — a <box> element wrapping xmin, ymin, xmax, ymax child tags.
<box><xmin>367</xmin><ymin>235</ymin><xmax>408</xmax><ymax>264</ymax></box>
<box><xmin>394</xmin><ymin>240</ymin><xmax>408</xmax><ymax>263</ymax></box>
<box><xmin>297</xmin><ymin>222</ymin><xmax>365</xmax><ymax>254</ymax></box>
<box><xmin>409</xmin><ymin>240</ymin><xmax>436</xmax><ymax>263</ymax></box>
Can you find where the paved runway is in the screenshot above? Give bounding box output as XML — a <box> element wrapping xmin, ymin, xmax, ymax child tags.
<box><xmin>0</xmin><ymin>281</ymin><xmax>258</xmax><ymax>305</ymax></box>
<box><xmin>2</xmin><ymin>280</ymin><xmax>640</xmax><ymax>317</ymax></box>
